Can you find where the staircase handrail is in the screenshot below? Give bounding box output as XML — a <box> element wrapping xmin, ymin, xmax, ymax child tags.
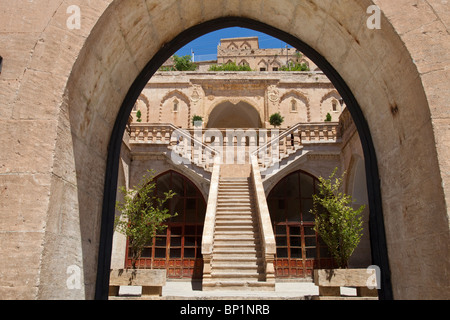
<box><xmin>250</xmin><ymin>154</ymin><xmax>276</xmax><ymax>281</ymax></box>
<box><xmin>201</xmin><ymin>157</ymin><xmax>221</xmax><ymax>280</ymax></box>
<box><xmin>251</xmin><ymin>123</ymin><xmax>304</xmax><ymax>157</ymax></box>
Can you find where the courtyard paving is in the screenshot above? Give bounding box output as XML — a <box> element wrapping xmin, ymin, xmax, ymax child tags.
<box><xmin>115</xmin><ymin>281</ymin><xmax>358</xmax><ymax>300</ymax></box>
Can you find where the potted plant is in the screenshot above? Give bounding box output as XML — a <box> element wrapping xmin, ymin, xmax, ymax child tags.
<box><xmin>325</xmin><ymin>112</ymin><xmax>332</xmax><ymax>122</ymax></box>
<box><xmin>136</xmin><ymin>110</ymin><xmax>142</xmax><ymax>122</ymax></box>
<box><xmin>110</xmin><ymin>170</ymin><xmax>177</xmax><ymax>296</ymax></box>
<box><xmin>269</xmin><ymin>112</ymin><xmax>284</xmax><ymax>128</ymax></box>
<box><xmin>310</xmin><ymin>168</ymin><xmax>377</xmax><ymax>298</ymax></box>
<box><xmin>192</xmin><ymin>115</ymin><xmax>203</xmax><ymax>127</ymax></box>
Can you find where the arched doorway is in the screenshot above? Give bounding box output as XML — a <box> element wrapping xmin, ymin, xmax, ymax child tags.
<box><xmin>95</xmin><ymin>17</ymin><xmax>391</xmax><ymax>299</ymax></box>
<box><xmin>267</xmin><ymin>170</ymin><xmax>336</xmax><ymax>278</ymax></box>
<box><xmin>4</xmin><ymin>0</ymin><xmax>448</xmax><ymax>301</ymax></box>
<box><xmin>206</xmin><ymin>101</ymin><xmax>262</xmax><ymax>128</ymax></box>
<box><xmin>124</xmin><ymin>171</ymin><xmax>206</xmax><ymax>279</ymax></box>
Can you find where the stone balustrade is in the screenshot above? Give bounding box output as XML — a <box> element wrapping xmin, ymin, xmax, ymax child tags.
<box><xmin>128</xmin><ymin>122</ymin><xmax>339</xmax><ymax>172</ymax></box>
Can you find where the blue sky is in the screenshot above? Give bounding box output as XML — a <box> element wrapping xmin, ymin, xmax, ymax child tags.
<box><xmin>175</xmin><ymin>27</ymin><xmax>294</xmax><ymax>61</ymax></box>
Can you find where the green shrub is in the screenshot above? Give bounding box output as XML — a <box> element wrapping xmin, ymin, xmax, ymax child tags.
<box><xmin>209</xmin><ymin>62</ymin><xmax>252</xmax><ymax>71</ymax></box>
<box><xmin>310</xmin><ymin>168</ymin><xmax>364</xmax><ymax>268</ymax></box>
<box><xmin>192</xmin><ymin>115</ymin><xmax>203</xmax><ymax>126</ymax></box>
<box><xmin>136</xmin><ymin>110</ymin><xmax>142</xmax><ymax>122</ymax></box>
<box><xmin>115</xmin><ymin>170</ymin><xmax>176</xmax><ymax>269</ymax></box>
<box><xmin>269</xmin><ymin>112</ymin><xmax>284</xmax><ymax>127</ymax></box>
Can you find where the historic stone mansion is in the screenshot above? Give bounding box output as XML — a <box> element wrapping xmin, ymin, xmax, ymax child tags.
<box><xmin>110</xmin><ymin>37</ymin><xmax>370</xmax><ymax>290</ymax></box>
<box><xmin>2</xmin><ymin>1</ymin><xmax>448</xmax><ymax>300</ymax></box>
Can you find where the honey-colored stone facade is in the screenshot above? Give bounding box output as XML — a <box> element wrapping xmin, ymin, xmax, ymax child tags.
<box><xmin>0</xmin><ymin>0</ymin><xmax>448</xmax><ymax>300</ymax></box>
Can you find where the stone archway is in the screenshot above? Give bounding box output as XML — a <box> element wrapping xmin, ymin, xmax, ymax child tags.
<box><xmin>206</xmin><ymin>100</ymin><xmax>262</xmax><ymax>128</ymax></box>
<box><xmin>2</xmin><ymin>0</ymin><xmax>448</xmax><ymax>300</ymax></box>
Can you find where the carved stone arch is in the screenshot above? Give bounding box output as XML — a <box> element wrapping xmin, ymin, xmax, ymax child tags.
<box><xmin>280</xmin><ymin>90</ymin><xmax>311</xmax><ymax>122</ymax></box>
<box><xmin>159</xmin><ymin>90</ymin><xmax>191</xmax><ymax>126</ymax></box>
<box><xmin>136</xmin><ymin>94</ymin><xmax>150</xmax><ymax>122</ymax></box>
<box><xmin>205</xmin><ymin>98</ymin><xmax>262</xmax><ymax>128</ymax></box>
<box><xmin>240</xmin><ymin>41</ymin><xmax>252</xmax><ymax>49</ymax></box>
<box><xmin>227</xmin><ymin>42</ymin><xmax>238</xmax><ymax>50</ymax></box>
<box><xmin>320</xmin><ymin>89</ymin><xmax>341</xmax><ymax>104</ymax></box>
<box><xmin>320</xmin><ymin>90</ymin><xmax>342</xmax><ymax>119</ymax></box>
<box><xmin>154</xmin><ymin>168</ymin><xmax>208</xmax><ymax>201</ymax></box>
<box><xmin>239</xmin><ymin>59</ymin><xmax>250</xmax><ymax>66</ymax></box>
<box><xmin>271</xmin><ymin>59</ymin><xmax>282</xmax><ymax>69</ymax></box>
<box><xmin>257</xmin><ymin>59</ymin><xmax>268</xmax><ymax>70</ymax></box>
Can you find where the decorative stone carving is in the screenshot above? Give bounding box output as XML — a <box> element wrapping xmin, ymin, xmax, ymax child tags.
<box><xmin>267</xmin><ymin>85</ymin><xmax>280</xmax><ymax>103</ymax></box>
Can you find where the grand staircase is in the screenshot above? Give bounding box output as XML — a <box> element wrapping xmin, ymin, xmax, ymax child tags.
<box><xmin>127</xmin><ymin>122</ymin><xmax>339</xmax><ymax>291</ymax></box>
<box><xmin>202</xmin><ymin>166</ymin><xmax>275</xmax><ymax>291</ymax></box>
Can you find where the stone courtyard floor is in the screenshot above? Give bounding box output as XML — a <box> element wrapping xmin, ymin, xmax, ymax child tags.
<box><xmin>113</xmin><ymin>281</ymin><xmax>359</xmax><ymax>300</ymax></box>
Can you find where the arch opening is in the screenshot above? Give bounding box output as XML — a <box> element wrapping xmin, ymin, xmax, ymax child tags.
<box><xmin>206</xmin><ymin>101</ymin><xmax>262</xmax><ymax>129</ymax></box>
<box><xmin>96</xmin><ymin>17</ymin><xmax>391</xmax><ymax>300</ymax></box>
<box><xmin>122</xmin><ymin>170</ymin><xmax>206</xmax><ymax>279</ymax></box>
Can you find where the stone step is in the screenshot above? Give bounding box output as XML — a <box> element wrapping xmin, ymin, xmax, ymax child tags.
<box><xmin>219</xmin><ymin>182</ymin><xmax>249</xmax><ymax>185</ymax></box>
<box><xmin>220</xmin><ymin>178</ymin><xmax>249</xmax><ymax>182</ymax></box>
<box><xmin>219</xmin><ymin>181</ymin><xmax>250</xmax><ymax>188</ymax></box>
<box><xmin>218</xmin><ymin>191</ymin><xmax>251</xmax><ymax>196</ymax></box>
<box><xmin>202</xmin><ymin>281</ymin><xmax>275</xmax><ymax>291</ymax></box>
<box><xmin>212</xmin><ymin>255</ymin><xmax>260</xmax><ymax>262</ymax></box>
<box><xmin>213</xmin><ymin>239</ymin><xmax>260</xmax><ymax>246</ymax></box>
<box><xmin>215</xmin><ymin>213</ymin><xmax>253</xmax><ymax>218</ymax></box>
<box><xmin>211</xmin><ymin>261</ymin><xmax>261</xmax><ymax>268</ymax></box>
<box><xmin>217</xmin><ymin>198</ymin><xmax>251</xmax><ymax>203</ymax></box>
<box><xmin>215</xmin><ymin>221</ymin><xmax>255</xmax><ymax>227</ymax></box>
<box><xmin>214</xmin><ymin>225</ymin><xmax>255</xmax><ymax>232</ymax></box>
<box><xmin>214</xmin><ymin>234</ymin><xmax>259</xmax><ymax>241</ymax></box>
<box><xmin>210</xmin><ymin>273</ymin><xmax>261</xmax><ymax>280</ymax></box>
<box><xmin>216</xmin><ymin>206</ymin><xmax>253</xmax><ymax>212</ymax></box>
<box><xmin>214</xmin><ymin>230</ymin><xmax>258</xmax><ymax>236</ymax></box>
<box><xmin>213</xmin><ymin>247</ymin><xmax>258</xmax><ymax>254</ymax></box>
<box><xmin>213</xmin><ymin>242</ymin><xmax>257</xmax><ymax>248</ymax></box>
<box><xmin>217</xmin><ymin>201</ymin><xmax>252</xmax><ymax>206</ymax></box>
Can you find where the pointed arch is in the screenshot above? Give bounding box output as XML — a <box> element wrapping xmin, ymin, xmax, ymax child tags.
<box><xmin>240</xmin><ymin>40</ymin><xmax>252</xmax><ymax>49</ymax></box>
<box><xmin>280</xmin><ymin>90</ymin><xmax>311</xmax><ymax>122</ymax></box>
<box><xmin>257</xmin><ymin>58</ymin><xmax>268</xmax><ymax>71</ymax></box>
<box><xmin>159</xmin><ymin>90</ymin><xmax>191</xmax><ymax>127</ymax></box>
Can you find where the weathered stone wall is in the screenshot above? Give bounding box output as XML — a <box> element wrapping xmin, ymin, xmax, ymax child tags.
<box><xmin>132</xmin><ymin>71</ymin><xmax>341</xmax><ymax>128</ymax></box>
<box><xmin>0</xmin><ymin>0</ymin><xmax>448</xmax><ymax>299</ymax></box>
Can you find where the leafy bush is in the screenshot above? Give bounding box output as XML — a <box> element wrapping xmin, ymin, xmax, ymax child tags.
<box><xmin>136</xmin><ymin>110</ymin><xmax>142</xmax><ymax>122</ymax></box>
<box><xmin>325</xmin><ymin>113</ymin><xmax>332</xmax><ymax>122</ymax></box>
<box><xmin>209</xmin><ymin>62</ymin><xmax>253</xmax><ymax>71</ymax></box>
<box><xmin>280</xmin><ymin>61</ymin><xmax>310</xmax><ymax>71</ymax></box>
<box><xmin>160</xmin><ymin>55</ymin><xmax>197</xmax><ymax>71</ymax></box>
<box><xmin>269</xmin><ymin>112</ymin><xmax>284</xmax><ymax>127</ymax></box>
<box><xmin>115</xmin><ymin>170</ymin><xmax>176</xmax><ymax>269</ymax></box>
<box><xmin>192</xmin><ymin>115</ymin><xmax>203</xmax><ymax>126</ymax></box>
<box><xmin>310</xmin><ymin>168</ymin><xmax>364</xmax><ymax>268</ymax></box>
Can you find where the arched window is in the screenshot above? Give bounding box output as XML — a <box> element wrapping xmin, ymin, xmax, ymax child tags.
<box><xmin>332</xmin><ymin>99</ymin><xmax>338</xmax><ymax>112</ymax></box>
<box><xmin>267</xmin><ymin>170</ymin><xmax>336</xmax><ymax>278</ymax></box>
<box><xmin>173</xmin><ymin>99</ymin><xmax>179</xmax><ymax>112</ymax></box>
<box><xmin>125</xmin><ymin>171</ymin><xmax>206</xmax><ymax>279</ymax></box>
<box><xmin>291</xmin><ymin>99</ymin><xmax>297</xmax><ymax>112</ymax></box>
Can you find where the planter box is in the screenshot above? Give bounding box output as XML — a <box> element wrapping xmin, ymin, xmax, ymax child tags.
<box><xmin>314</xmin><ymin>269</ymin><xmax>378</xmax><ymax>299</ymax></box>
<box><xmin>109</xmin><ymin>269</ymin><xmax>166</xmax><ymax>297</ymax></box>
